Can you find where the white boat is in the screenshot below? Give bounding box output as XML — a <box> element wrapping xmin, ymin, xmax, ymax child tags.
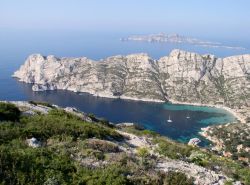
<box><xmin>167</xmin><ymin>115</ymin><xmax>173</xmax><ymax>123</ymax></box>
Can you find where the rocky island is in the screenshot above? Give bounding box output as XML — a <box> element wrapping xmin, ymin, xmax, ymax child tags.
<box><xmin>121</xmin><ymin>33</ymin><xmax>245</xmax><ymax>50</ymax></box>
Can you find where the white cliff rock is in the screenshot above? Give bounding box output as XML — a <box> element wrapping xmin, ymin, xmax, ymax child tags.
<box><xmin>32</xmin><ymin>84</ymin><xmax>56</xmax><ymax>91</ymax></box>
<box><xmin>188</xmin><ymin>138</ymin><xmax>201</xmax><ymax>146</ymax></box>
<box><xmin>26</xmin><ymin>137</ymin><xmax>42</xmax><ymax>148</ymax></box>
<box><xmin>13</xmin><ymin>50</ymin><xmax>250</xmax><ymax>109</ymax></box>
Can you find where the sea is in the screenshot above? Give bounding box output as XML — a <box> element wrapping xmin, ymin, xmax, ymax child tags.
<box><xmin>1</xmin><ymin>30</ymin><xmax>249</xmax><ymax>145</ymax></box>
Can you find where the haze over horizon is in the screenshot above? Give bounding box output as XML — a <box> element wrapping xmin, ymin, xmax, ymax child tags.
<box><xmin>0</xmin><ymin>0</ymin><xmax>250</xmax><ymax>41</ymax></box>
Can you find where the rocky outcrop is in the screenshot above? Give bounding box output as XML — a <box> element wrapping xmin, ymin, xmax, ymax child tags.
<box><xmin>26</xmin><ymin>137</ymin><xmax>43</xmax><ymax>148</ymax></box>
<box><xmin>13</xmin><ymin>49</ymin><xmax>250</xmax><ymax>109</ymax></box>
<box><xmin>188</xmin><ymin>138</ymin><xmax>201</xmax><ymax>146</ymax></box>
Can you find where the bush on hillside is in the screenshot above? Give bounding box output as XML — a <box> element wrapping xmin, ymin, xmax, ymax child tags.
<box><xmin>0</xmin><ymin>102</ymin><xmax>20</xmax><ymax>121</ymax></box>
<box><xmin>164</xmin><ymin>171</ymin><xmax>194</xmax><ymax>185</ymax></box>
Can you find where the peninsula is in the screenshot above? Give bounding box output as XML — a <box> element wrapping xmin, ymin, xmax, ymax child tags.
<box><xmin>13</xmin><ymin>49</ymin><xmax>250</xmax><ymax>118</ymax></box>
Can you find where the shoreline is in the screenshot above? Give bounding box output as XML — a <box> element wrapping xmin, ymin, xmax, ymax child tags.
<box><xmin>1</xmin><ymin>99</ymin><xmax>245</xmax><ymax>149</ymax></box>
<box><xmin>169</xmin><ymin>99</ymin><xmax>246</xmax><ymax>124</ymax></box>
<box><xmin>86</xmin><ymin>91</ymin><xmax>246</xmax><ymax>124</ymax></box>
<box><xmin>11</xmin><ymin>78</ymin><xmax>247</xmax><ymax>124</ymax></box>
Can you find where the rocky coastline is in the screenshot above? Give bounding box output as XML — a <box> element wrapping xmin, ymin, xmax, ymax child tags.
<box><xmin>13</xmin><ymin>49</ymin><xmax>250</xmax><ymax>123</ymax></box>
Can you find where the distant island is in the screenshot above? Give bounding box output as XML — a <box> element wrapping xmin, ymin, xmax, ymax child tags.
<box><xmin>121</xmin><ymin>33</ymin><xmax>245</xmax><ymax>50</ymax></box>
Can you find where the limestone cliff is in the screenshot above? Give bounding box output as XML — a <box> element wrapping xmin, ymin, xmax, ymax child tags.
<box><xmin>13</xmin><ymin>49</ymin><xmax>250</xmax><ymax>108</ymax></box>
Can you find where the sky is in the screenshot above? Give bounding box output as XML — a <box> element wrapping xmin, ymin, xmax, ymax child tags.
<box><xmin>0</xmin><ymin>0</ymin><xmax>250</xmax><ymax>40</ymax></box>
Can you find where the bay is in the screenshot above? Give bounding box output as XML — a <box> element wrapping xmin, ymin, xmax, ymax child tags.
<box><xmin>1</xmin><ymin>30</ymin><xmax>246</xmax><ymax>145</ymax></box>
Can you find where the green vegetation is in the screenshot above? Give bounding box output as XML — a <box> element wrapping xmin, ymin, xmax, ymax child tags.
<box><xmin>164</xmin><ymin>171</ymin><xmax>194</xmax><ymax>185</ymax></box>
<box><xmin>120</xmin><ymin>125</ymin><xmax>158</xmax><ymax>137</ymax></box>
<box><xmin>85</xmin><ymin>139</ymin><xmax>120</xmax><ymax>153</ymax></box>
<box><xmin>153</xmin><ymin>136</ymin><xmax>250</xmax><ymax>185</ymax></box>
<box><xmin>137</xmin><ymin>147</ymin><xmax>150</xmax><ymax>165</ymax></box>
<box><xmin>154</xmin><ymin>137</ymin><xmax>194</xmax><ymax>159</ymax></box>
<box><xmin>20</xmin><ymin>109</ymin><xmax>122</xmax><ymax>141</ymax></box>
<box><xmin>28</xmin><ymin>101</ymin><xmax>54</xmax><ymax>108</ymax></box>
<box><xmin>137</xmin><ymin>147</ymin><xmax>150</xmax><ymax>158</ymax></box>
<box><xmin>0</xmin><ymin>102</ymin><xmax>194</xmax><ymax>185</ymax></box>
<box><xmin>1</xmin><ymin>102</ymin><xmax>249</xmax><ymax>184</ymax></box>
<box><xmin>0</xmin><ymin>102</ymin><xmax>21</xmax><ymax>121</ymax></box>
<box><xmin>87</xmin><ymin>113</ymin><xmax>114</xmax><ymax>128</ymax></box>
<box><xmin>208</xmin><ymin>123</ymin><xmax>250</xmax><ymax>164</ymax></box>
<box><xmin>189</xmin><ymin>151</ymin><xmax>209</xmax><ymax>166</ymax></box>
<box><xmin>119</xmin><ymin>121</ymin><xmax>250</xmax><ymax>184</ymax></box>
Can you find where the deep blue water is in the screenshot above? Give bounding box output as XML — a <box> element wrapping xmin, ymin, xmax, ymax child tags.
<box><xmin>1</xmin><ymin>30</ymin><xmax>248</xmax><ymax>145</ymax></box>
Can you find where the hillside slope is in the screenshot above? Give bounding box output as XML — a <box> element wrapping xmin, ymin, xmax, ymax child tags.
<box><xmin>1</xmin><ymin>101</ymin><xmax>249</xmax><ymax>185</ymax></box>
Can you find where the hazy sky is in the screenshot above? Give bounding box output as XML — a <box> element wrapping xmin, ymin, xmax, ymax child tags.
<box><xmin>1</xmin><ymin>0</ymin><xmax>249</xmax><ymax>39</ymax></box>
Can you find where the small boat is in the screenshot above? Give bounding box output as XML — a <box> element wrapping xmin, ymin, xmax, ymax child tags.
<box><xmin>167</xmin><ymin>115</ymin><xmax>173</xmax><ymax>123</ymax></box>
<box><xmin>186</xmin><ymin>112</ymin><xmax>190</xmax><ymax>119</ymax></box>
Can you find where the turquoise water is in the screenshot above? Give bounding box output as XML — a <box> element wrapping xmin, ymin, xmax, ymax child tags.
<box><xmin>0</xmin><ymin>30</ymin><xmax>243</xmax><ymax>146</ymax></box>
<box><xmin>163</xmin><ymin>103</ymin><xmax>236</xmax><ymax>144</ymax></box>
<box><xmin>1</xmin><ymin>81</ymin><xmax>236</xmax><ymax>146</ymax></box>
<box><xmin>163</xmin><ymin>103</ymin><xmax>235</xmax><ymax>125</ymax></box>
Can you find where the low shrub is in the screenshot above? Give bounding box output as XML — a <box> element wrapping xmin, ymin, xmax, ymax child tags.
<box><xmin>0</xmin><ymin>102</ymin><xmax>20</xmax><ymax>121</ymax></box>
<box><xmin>137</xmin><ymin>147</ymin><xmax>150</xmax><ymax>158</ymax></box>
<box><xmin>154</xmin><ymin>137</ymin><xmax>193</xmax><ymax>159</ymax></box>
<box><xmin>164</xmin><ymin>171</ymin><xmax>194</xmax><ymax>185</ymax></box>
<box><xmin>189</xmin><ymin>151</ymin><xmax>209</xmax><ymax>166</ymax></box>
<box><xmin>86</xmin><ymin>139</ymin><xmax>120</xmax><ymax>153</ymax></box>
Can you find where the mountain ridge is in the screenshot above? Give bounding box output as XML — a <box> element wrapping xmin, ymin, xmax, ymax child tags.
<box><xmin>13</xmin><ymin>49</ymin><xmax>250</xmax><ymax>110</ymax></box>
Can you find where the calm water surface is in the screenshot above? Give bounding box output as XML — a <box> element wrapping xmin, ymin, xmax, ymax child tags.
<box><xmin>1</xmin><ymin>30</ymin><xmax>247</xmax><ymax>145</ymax></box>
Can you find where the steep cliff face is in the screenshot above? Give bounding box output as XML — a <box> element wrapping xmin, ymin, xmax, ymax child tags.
<box><xmin>13</xmin><ymin>49</ymin><xmax>250</xmax><ymax>108</ymax></box>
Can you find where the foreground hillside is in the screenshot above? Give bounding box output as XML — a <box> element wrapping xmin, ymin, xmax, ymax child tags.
<box><xmin>0</xmin><ymin>101</ymin><xmax>249</xmax><ymax>185</ymax></box>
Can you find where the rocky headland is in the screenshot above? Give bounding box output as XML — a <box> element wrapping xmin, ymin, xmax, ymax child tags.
<box><xmin>13</xmin><ymin>49</ymin><xmax>250</xmax><ymax>121</ymax></box>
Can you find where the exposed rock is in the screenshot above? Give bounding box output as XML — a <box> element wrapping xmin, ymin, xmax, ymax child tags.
<box><xmin>116</xmin><ymin>122</ymin><xmax>135</xmax><ymax>127</ymax></box>
<box><xmin>188</xmin><ymin>138</ymin><xmax>201</xmax><ymax>146</ymax></box>
<box><xmin>118</xmin><ymin>131</ymin><xmax>229</xmax><ymax>185</ymax></box>
<box><xmin>233</xmin><ymin>181</ymin><xmax>243</xmax><ymax>185</ymax></box>
<box><xmin>8</xmin><ymin>101</ymin><xmax>52</xmax><ymax>114</ymax></box>
<box><xmin>85</xmin><ymin>138</ymin><xmax>120</xmax><ymax>153</ymax></box>
<box><xmin>32</xmin><ymin>84</ymin><xmax>56</xmax><ymax>91</ymax></box>
<box><xmin>26</xmin><ymin>137</ymin><xmax>42</xmax><ymax>148</ymax></box>
<box><xmin>13</xmin><ymin>50</ymin><xmax>250</xmax><ymax>110</ymax></box>
<box><xmin>4</xmin><ymin>100</ymin><xmax>243</xmax><ymax>185</ymax></box>
<box><xmin>157</xmin><ymin>160</ymin><xmax>227</xmax><ymax>185</ymax></box>
<box><xmin>21</xmin><ymin>110</ymin><xmax>36</xmax><ymax>116</ymax></box>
